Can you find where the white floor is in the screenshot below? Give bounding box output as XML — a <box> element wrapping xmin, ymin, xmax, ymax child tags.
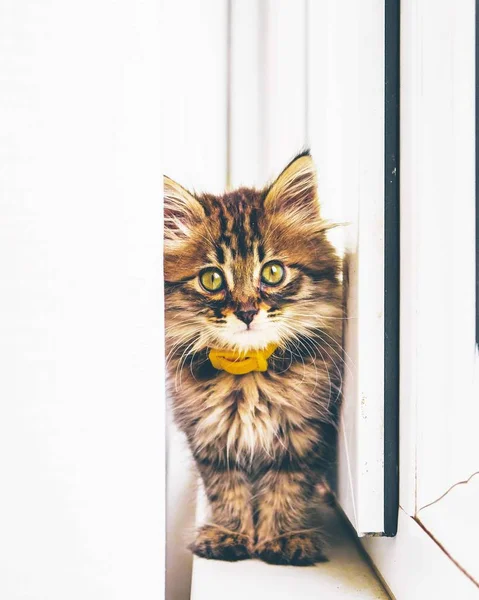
<box><xmin>190</xmin><ymin>506</ymin><xmax>389</xmax><ymax>600</ymax></box>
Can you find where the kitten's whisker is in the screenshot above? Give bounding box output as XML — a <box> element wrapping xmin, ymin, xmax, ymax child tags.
<box><xmin>297</xmin><ymin>335</ymin><xmax>330</xmax><ymax>409</ymax></box>
<box><xmin>312</xmin><ymin>340</ymin><xmax>344</xmax><ymax>404</ymax></box>
<box><xmin>312</xmin><ymin>334</ymin><xmax>354</xmax><ymax>380</ymax></box>
<box><xmin>175</xmin><ymin>336</ymin><xmax>200</xmax><ymax>391</ymax></box>
<box><xmin>314</xmin><ymin>327</ymin><xmax>355</xmax><ymax>369</ymax></box>
<box><xmin>166</xmin><ymin>331</ymin><xmax>198</xmax><ymax>365</ymax></box>
<box><xmin>289</xmin><ymin>309</ymin><xmax>354</xmax><ymax>321</ymax></box>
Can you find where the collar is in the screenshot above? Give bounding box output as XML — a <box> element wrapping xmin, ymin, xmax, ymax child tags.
<box><xmin>208</xmin><ymin>343</ymin><xmax>278</xmax><ymax>375</ymax></box>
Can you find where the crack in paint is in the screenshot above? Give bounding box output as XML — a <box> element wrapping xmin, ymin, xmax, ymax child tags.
<box><xmin>417</xmin><ymin>470</ymin><xmax>479</xmax><ymax>514</ymax></box>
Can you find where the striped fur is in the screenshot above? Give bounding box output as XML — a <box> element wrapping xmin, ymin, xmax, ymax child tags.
<box><xmin>165</xmin><ymin>151</ymin><xmax>343</xmax><ymax>565</ymax></box>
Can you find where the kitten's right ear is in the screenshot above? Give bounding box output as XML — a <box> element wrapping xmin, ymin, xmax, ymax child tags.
<box><xmin>164</xmin><ymin>176</ymin><xmax>204</xmax><ymax>246</ymax></box>
<box><xmin>264</xmin><ymin>151</ymin><xmax>319</xmax><ymax>223</ymax></box>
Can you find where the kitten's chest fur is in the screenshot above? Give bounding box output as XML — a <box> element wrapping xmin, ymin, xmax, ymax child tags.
<box><xmin>172</xmin><ymin>361</ymin><xmax>335</xmax><ymax>467</ymax></box>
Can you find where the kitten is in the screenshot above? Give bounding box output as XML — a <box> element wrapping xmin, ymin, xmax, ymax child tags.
<box><xmin>164</xmin><ymin>151</ymin><xmax>343</xmax><ymax>566</ymax></box>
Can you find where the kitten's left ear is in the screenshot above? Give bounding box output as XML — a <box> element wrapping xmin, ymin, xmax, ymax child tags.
<box><xmin>264</xmin><ymin>151</ymin><xmax>319</xmax><ymax>220</ymax></box>
<box><xmin>164</xmin><ymin>175</ymin><xmax>204</xmax><ymax>247</ymax></box>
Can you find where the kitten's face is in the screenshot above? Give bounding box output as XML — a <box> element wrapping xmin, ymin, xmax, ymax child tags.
<box><xmin>164</xmin><ymin>153</ymin><xmax>341</xmax><ymax>354</ymax></box>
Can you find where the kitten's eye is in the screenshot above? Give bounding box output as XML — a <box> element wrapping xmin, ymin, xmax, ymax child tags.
<box><xmin>200</xmin><ymin>268</ymin><xmax>224</xmax><ymax>292</ymax></box>
<box><xmin>261</xmin><ymin>261</ymin><xmax>285</xmax><ymax>286</ymax></box>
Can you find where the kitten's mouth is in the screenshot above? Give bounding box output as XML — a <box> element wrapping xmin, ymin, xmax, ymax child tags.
<box><xmin>233</xmin><ymin>324</ymin><xmax>263</xmax><ymax>336</ymax></box>
<box><xmin>235</xmin><ymin>325</ymin><xmax>257</xmax><ymax>333</ymax></box>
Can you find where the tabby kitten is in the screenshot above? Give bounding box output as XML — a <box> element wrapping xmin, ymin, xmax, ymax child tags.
<box><xmin>164</xmin><ymin>151</ymin><xmax>343</xmax><ymax>566</ymax></box>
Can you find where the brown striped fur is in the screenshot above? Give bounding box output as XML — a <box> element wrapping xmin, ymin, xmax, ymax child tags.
<box><xmin>164</xmin><ymin>151</ymin><xmax>343</xmax><ymax>565</ymax></box>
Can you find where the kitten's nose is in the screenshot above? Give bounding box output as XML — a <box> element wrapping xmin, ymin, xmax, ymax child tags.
<box><xmin>234</xmin><ymin>307</ymin><xmax>259</xmax><ymax>326</ymax></box>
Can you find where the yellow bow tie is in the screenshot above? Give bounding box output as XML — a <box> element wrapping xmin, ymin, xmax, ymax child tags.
<box><xmin>208</xmin><ymin>344</ymin><xmax>278</xmax><ymax>375</ymax></box>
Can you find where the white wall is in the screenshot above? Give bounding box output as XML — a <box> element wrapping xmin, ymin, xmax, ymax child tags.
<box><xmin>230</xmin><ymin>0</ymin><xmax>307</xmax><ymax>189</ymax></box>
<box><xmin>0</xmin><ymin>1</ymin><xmax>164</xmax><ymax>598</ymax></box>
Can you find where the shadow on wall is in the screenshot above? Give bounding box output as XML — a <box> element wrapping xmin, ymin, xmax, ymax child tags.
<box><xmin>166</xmin><ymin>409</ymin><xmax>198</xmax><ymax>600</ymax></box>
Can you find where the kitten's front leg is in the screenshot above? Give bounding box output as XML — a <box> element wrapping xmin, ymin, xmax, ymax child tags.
<box><xmin>190</xmin><ymin>462</ymin><xmax>254</xmax><ymax>561</ymax></box>
<box><xmin>254</xmin><ymin>468</ymin><xmax>327</xmax><ymax>566</ymax></box>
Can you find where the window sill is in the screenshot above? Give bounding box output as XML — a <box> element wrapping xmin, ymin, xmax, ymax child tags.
<box><xmin>190</xmin><ymin>504</ymin><xmax>389</xmax><ymax>600</ymax></box>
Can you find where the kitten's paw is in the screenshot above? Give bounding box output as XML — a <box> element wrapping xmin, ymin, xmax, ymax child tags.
<box><xmin>255</xmin><ymin>532</ymin><xmax>328</xmax><ymax>566</ymax></box>
<box><xmin>189</xmin><ymin>525</ymin><xmax>252</xmax><ymax>562</ymax></box>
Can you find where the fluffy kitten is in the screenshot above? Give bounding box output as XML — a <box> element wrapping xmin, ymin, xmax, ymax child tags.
<box><xmin>164</xmin><ymin>151</ymin><xmax>343</xmax><ymax>566</ymax></box>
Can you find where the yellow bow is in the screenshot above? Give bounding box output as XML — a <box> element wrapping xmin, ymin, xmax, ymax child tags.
<box><xmin>208</xmin><ymin>344</ymin><xmax>278</xmax><ymax>375</ymax></box>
